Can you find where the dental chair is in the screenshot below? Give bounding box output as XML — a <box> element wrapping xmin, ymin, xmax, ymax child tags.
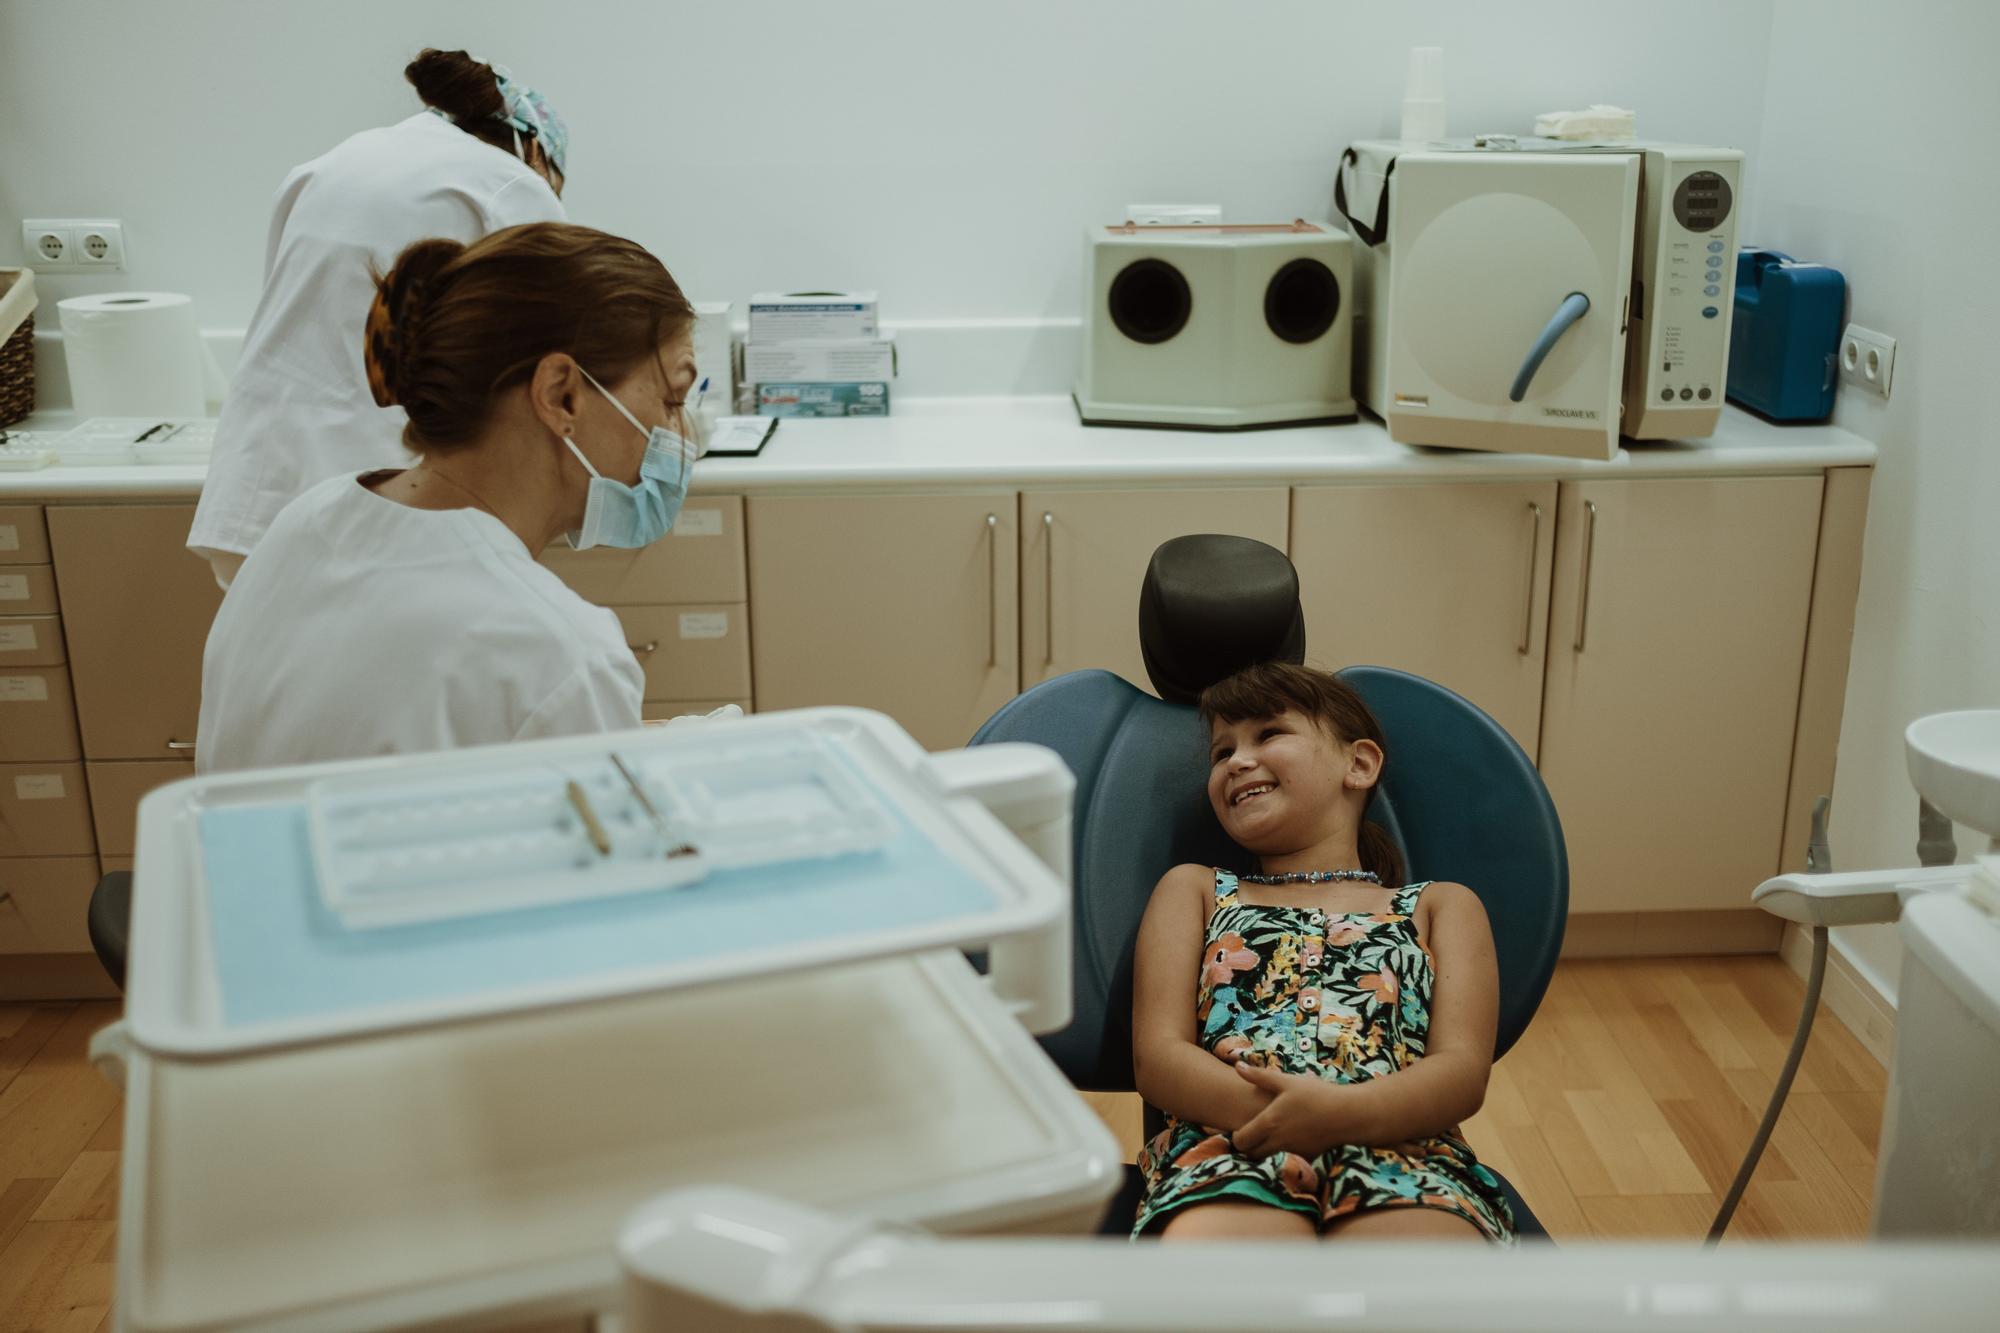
<box><xmin>969</xmin><ymin>533</ymin><xmax>1568</xmax><ymax>1237</ymax></box>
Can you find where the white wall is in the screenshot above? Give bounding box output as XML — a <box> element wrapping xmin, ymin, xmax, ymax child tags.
<box><xmin>1747</xmin><ymin>0</ymin><xmax>2000</xmax><ymax>998</ymax></box>
<box><xmin>3</xmin><ymin>0</ymin><xmax>1773</xmax><ymax>346</ymax></box>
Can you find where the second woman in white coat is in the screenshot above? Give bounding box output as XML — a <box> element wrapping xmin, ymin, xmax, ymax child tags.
<box><xmin>189</xmin><ymin>48</ymin><xmax>570</xmax><ymax>587</ymax></box>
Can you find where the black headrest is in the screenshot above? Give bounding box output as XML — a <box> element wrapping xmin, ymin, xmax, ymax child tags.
<box><xmin>1138</xmin><ymin>535</ymin><xmax>1306</xmax><ymax>705</ymax></box>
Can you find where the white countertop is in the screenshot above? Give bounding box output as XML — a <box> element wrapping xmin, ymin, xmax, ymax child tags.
<box><xmin>0</xmin><ymin>397</ymin><xmax>1876</xmax><ymax>502</ymax></box>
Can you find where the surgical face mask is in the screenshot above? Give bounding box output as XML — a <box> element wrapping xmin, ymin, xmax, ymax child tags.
<box><xmin>561</xmin><ymin>370</ymin><xmax>694</xmax><ymax>550</ymax></box>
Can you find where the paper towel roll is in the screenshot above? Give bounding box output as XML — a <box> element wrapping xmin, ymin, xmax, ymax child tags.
<box><xmin>58</xmin><ymin>292</ymin><xmax>205</xmax><ymax>418</ymax></box>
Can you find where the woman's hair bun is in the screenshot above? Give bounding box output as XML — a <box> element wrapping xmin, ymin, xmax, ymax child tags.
<box><xmin>363</xmin><ymin>237</ymin><xmax>467</xmax><ymax>409</ymax></box>
<box><xmin>404</xmin><ymin>48</ymin><xmax>503</xmax><ymax>123</ymax></box>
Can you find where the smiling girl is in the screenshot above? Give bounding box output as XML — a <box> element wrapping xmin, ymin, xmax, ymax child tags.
<box><xmin>1128</xmin><ymin>661</ymin><xmax>1516</xmax><ymax>1243</ymax></box>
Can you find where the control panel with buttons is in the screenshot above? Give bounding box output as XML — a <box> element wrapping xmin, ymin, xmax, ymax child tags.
<box><xmin>1623</xmin><ymin>146</ymin><xmax>1743</xmax><ymax>438</ymax></box>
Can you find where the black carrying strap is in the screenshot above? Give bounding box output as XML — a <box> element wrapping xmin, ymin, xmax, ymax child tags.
<box><xmin>1333</xmin><ymin>146</ymin><xmax>1396</xmax><ymax>248</ymax></box>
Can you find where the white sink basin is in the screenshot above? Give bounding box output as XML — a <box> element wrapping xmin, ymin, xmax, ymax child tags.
<box><xmin>1906</xmin><ymin>710</ymin><xmax>2000</xmax><ymax>840</ymax></box>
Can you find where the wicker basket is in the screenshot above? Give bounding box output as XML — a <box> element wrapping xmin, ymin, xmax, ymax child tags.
<box><xmin>0</xmin><ymin>269</ymin><xmax>36</xmax><ymax>428</ymax></box>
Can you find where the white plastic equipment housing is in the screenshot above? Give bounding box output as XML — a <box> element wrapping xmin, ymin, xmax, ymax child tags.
<box><xmin>619</xmin><ymin>1187</ymin><xmax>2000</xmax><ymax>1332</ymax></box>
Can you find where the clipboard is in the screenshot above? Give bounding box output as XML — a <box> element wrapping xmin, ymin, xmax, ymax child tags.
<box><xmin>703</xmin><ymin>416</ymin><xmax>779</xmax><ymax>458</ymax></box>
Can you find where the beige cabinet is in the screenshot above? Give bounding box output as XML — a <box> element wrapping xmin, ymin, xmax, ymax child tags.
<box><xmin>0</xmin><ymin>564</ymin><xmax>61</xmax><ymax>613</ymax></box>
<box><xmin>0</xmin><ymin>613</ymin><xmax>65</xmax><ymax>666</ymax></box>
<box><xmin>47</xmin><ymin>505</ymin><xmax>222</xmax><ymax>759</ymax></box>
<box><xmin>0</xmin><ymin>856</ymin><xmax>98</xmax><ymax>954</ymax></box>
<box><xmin>612</xmin><ymin>604</ymin><xmax>753</xmax><ymax>703</ymax></box>
<box><xmin>1292</xmin><ymin>482</ymin><xmax>1559</xmax><ymax>758</ymax></box>
<box><xmin>0</xmin><ymin>761</ymin><xmax>94</xmax><ymax>857</ymax></box>
<box><xmin>748</xmin><ymin>494</ymin><xmax>1018</xmax><ymax>751</ymax></box>
<box><xmin>539</xmin><ymin>496</ymin><xmax>747</xmax><ymax>604</ymax></box>
<box><xmin>86</xmin><ymin>759</ymin><xmax>195</xmax><ymax>859</ymax></box>
<box><xmin>0</xmin><ymin>666</ymin><xmax>80</xmax><ymax>762</ymax></box>
<box><xmin>0</xmin><ymin>506</ymin><xmax>52</xmax><ymax>563</ymax></box>
<box><xmin>1019</xmin><ymin>488</ymin><xmax>1289</xmax><ymax>693</ymax></box>
<box><xmin>1537</xmin><ymin>476</ymin><xmax>1824</xmax><ymax>915</ymax></box>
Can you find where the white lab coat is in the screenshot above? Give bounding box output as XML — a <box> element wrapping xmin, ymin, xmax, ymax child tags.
<box><xmin>189</xmin><ymin>113</ymin><xmax>565</xmax><ymax>563</ymax></box>
<box><xmin>195</xmin><ymin>471</ymin><xmax>643</xmax><ymax>775</ymax></box>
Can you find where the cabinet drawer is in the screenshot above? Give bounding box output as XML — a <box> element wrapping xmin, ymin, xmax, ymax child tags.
<box><xmin>0</xmin><ymin>614</ymin><xmax>66</xmax><ymax>667</ymax></box>
<box><xmin>0</xmin><ymin>565</ymin><xmax>59</xmax><ymax>614</ymax></box>
<box><xmin>87</xmin><ymin>759</ymin><xmax>195</xmax><ymax>858</ymax></box>
<box><xmin>0</xmin><ymin>856</ymin><xmax>99</xmax><ymax>954</ymax></box>
<box><xmin>0</xmin><ymin>762</ymin><xmax>95</xmax><ymax>857</ymax></box>
<box><xmin>640</xmin><ymin>699</ymin><xmax>753</xmax><ymax>722</ymax></box>
<box><xmin>0</xmin><ymin>667</ymin><xmax>81</xmax><ymax>762</ymax></box>
<box><xmin>0</xmin><ymin>506</ymin><xmax>50</xmax><ymax>564</ymax></box>
<box><xmin>540</xmin><ymin>497</ymin><xmax>747</xmax><ymax>604</ymax></box>
<box><xmin>612</xmin><ymin>604</ymin><xmax>752</xmax><ymax>701</ymax></box>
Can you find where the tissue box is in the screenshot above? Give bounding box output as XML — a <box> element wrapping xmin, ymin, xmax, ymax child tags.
<box><xmin>744</xmin><ymin>338</ymin><xmax>896</xmax><ymax>385</ymax></box>
<box><xmin>748</xmin><ymin>292</ymin><xmax>878</xmax><ymax>342</ymax></box>
<box><xmin>757</xmin><ymin>383</ymin><xmax>890</xmax><ymax>417</ymax></box>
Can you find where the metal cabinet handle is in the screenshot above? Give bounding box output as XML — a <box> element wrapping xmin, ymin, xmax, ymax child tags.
<box><xmin>1573</xmin><ymin>500</ymin><xmax>1598</xmax><ymax>652</ymax></box>
<box><xmin>166</xmin><ymin>739</ymin><xmax>196</xmax><ymax>752</ymax></box>
<box><xmin>985</xmin><ymin>514</ymin><xmax>999</xmax><ymax>668</ymax></box>
<box><xmin>1042</xmin><ymin>512</ymin><xmax>1055</xmax><ymax>668</ymax></box>
<box><xmin>627</xmin><ymin>641</ymin><xmax>660</xmax><ymax>657</ymax></box>
<box><xmin>1517</xmin><ymin>502</ymin><xmax>1542</xmax><ymax>656</ymax></box>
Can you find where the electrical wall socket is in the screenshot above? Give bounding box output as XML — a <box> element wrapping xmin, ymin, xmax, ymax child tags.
<box><xmin>75</xmin><ymin>220</ymin><xmax>125</xmax><ymax>269</ymax></box>
<box><xmin>23</xmin><ymin>220</ymin><xmax>73</xmax><ymax>269</ymax></box>
<box><xmin>1839</xmin><ymin>323</ymin><xmax>1896</xmax><ymax>400</ymax></box>
<box><xmin>18</xmin><ymin>218</ymin><xmax>127</xmax><ymax>271</ymax></box>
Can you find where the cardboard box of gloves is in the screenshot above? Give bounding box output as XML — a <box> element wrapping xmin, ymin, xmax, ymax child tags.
<box><xmin>745</xmin><ymin>291</ymin><xmax>893</xmax><ymax>417</ymax></box>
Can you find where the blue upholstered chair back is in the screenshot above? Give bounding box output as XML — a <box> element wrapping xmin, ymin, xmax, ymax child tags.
<box><xmin>970</xmin><ymin>666</ymin><xmax>1568</xmax><ymax>1091</ymax></box>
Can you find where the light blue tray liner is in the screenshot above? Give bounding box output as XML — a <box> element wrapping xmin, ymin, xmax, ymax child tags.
<box><xmin>198</xmin><ymin>796</ymin><xmax>1001</xmax><ymax>1030</ymax></box>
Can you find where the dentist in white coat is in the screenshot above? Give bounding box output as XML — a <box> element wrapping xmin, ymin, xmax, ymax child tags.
<box><xmin>196</xmin><ymin>223</ymin><xmax>707</xmax><ymax>774</ymax></box>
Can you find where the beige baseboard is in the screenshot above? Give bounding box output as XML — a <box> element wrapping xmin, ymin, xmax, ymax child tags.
<box><xmin>1561</xmin><ymin>909</ymin><xmax>1783</xmax><ymax>959</ymax></box>
<box><xmin>1779</xmin><ymin>922</ymin><xmax>1896</xmax><ymax>1068</ymax></box>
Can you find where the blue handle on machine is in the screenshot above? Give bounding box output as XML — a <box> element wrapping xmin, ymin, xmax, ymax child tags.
<box><xmin>1509</xmin><ymin>291</ymin><xmax>1591</xmax><ymax>403</ymax></box>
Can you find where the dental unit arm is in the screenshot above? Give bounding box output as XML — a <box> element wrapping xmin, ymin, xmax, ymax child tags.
<box><xmin>1711</xmin><ymin>710</ymin><xmax>2000</xmax><ymax>1242</ymax></box>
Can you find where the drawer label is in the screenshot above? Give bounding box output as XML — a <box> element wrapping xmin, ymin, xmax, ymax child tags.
<box><xmin>0</xmin><ymin>676</ymin><xmax>50</xmax><ymax>702</ymax></box>
<box><xmin>679</xmin><ymin>612</ymin><xmax>729</xmax><ymax>640</ymax></box>
<box><xmin>14</xmin><ymin>774</ymin><xmax>65</xmax><ymax>801</ymax></box>
<box><xmin>0</xmin><ymin>526</ymin><xmax>17</xmax><ymax>553</ymax></box>
<box><xmin>0</xmin><ymin>575</ymin><xmax>26</xmax><ymax>601</ymax></box>
<box><xmin>0</xmin><ymin>624</ymin><xmax>38</xmax><ymax>653</ymax></box>
<box><xmin>671</xmin><ymin>508</ymin><xmax>725</xmax><ymax>538</ymax></box>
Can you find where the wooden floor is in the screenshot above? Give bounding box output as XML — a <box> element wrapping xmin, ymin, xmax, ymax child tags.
<box><xmin>1</xmin><ymin>955</ymin><xmax>1883</xmax><ymax>1330</ymax></box>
